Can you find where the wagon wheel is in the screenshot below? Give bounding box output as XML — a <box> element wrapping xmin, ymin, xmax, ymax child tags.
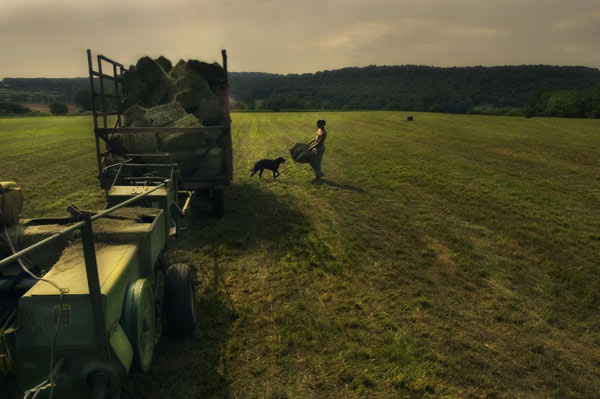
<box><xmin>121</xmin><ymin>279</ymin><xmax>156</xmax><ymax>372</ymax></box>
<box><xmin>165</xmin><ymin>263</ymin><xmax>198</xmax><ymax>337</ymax></box>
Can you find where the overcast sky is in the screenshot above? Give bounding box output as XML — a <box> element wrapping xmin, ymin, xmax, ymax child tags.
<box><xmin>1</xmin><ymin>0</ymin><xmax>599</xmax><ymax>78</ymax></box>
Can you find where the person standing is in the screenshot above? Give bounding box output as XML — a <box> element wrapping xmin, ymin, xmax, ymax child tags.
<box><xmin>308</xmin><ymin>119</ymin><xmax>327</xmax><ymax>179</ymax></box>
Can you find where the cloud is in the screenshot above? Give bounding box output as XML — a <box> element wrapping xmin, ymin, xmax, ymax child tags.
<box><xmin>553</xmin><ymin>10</ymin><xmax>600</xmax><ymax>33</ymax></box>
<box><xmin>320</xmin><ymin>22</ymin><xmax>394</xmax><ymax>54</ymax></box>
<box><xmin>0</xmin><ymin>0</ymin><xmax>599</xmax><ymax>77</ymax></box>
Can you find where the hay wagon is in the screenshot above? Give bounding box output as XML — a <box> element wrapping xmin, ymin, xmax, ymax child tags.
<box><xmin>86</xmin><ymin>49</ymin><xmax>233</xmax><ymax>217</ymax></box>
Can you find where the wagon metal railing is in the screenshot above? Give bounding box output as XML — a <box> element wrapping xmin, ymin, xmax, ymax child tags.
<box><xmin>86</xmin><ymin>49</ymin><xmax>233</xmax><ymax>191</ymax></box>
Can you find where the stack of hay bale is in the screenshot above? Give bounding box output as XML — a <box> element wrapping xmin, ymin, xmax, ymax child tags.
<box><xmin>109</xmin><ymin>55</ymin><xmax>228</xmax><ymax>179</ymax></box>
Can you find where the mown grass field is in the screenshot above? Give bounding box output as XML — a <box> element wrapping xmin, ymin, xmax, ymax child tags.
<box><xmin>1</xmin><ymin>112</ymin><xmax>599</xmax><ymax>398</ymax></box>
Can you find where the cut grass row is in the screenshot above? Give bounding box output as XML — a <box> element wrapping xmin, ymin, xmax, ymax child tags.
<box><xmin>0</xmin><ymin>116</ymin><xmax>105</xmax><ymax>215</ymax></box>
<box><xmin>1</xmin><ymin>112</ymin><xmax>599</xmax><ymax>398</ymax></box>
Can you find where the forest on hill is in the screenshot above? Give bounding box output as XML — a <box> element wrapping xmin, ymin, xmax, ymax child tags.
<box><xmin>2</xmin><ymin>65</ymin><xmax>600</xmax><ymax>118</ymax></box>
<box><xmin>228</xmin><ymin>65</ymin><xmax>600</xmax><ymax>117</ymax></box>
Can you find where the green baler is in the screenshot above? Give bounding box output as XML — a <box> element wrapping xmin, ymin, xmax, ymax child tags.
<box><xmin>0</xmin><ymin>179</ymin><xmax>197</xmax><ymax>398</ymax></box>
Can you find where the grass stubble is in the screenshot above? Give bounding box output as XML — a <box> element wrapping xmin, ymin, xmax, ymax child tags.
<box><xmin>1</xmin><ymin>112</ymin><xmax>599</xmax><ymax>398</ymax></box>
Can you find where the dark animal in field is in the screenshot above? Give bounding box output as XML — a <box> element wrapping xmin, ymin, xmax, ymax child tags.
<box><xmin>250</xmin><ymin>157</ymin><xmax>286</xmax><ymax>179</ymax></box>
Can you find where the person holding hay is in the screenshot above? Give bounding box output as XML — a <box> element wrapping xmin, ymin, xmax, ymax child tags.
<box><xmin>308</xmin><ymin>119</ymin><xmax>327</xmax><ymax>179</ymax></box>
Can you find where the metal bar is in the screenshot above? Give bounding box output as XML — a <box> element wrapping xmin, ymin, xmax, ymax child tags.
<box><xmin>98</xmin><ymin>54</ymin><xmax>124</xmax><ymax>68</ymax></box>
<box><xmin>225</xmin><ymin>125</ymin><xmax>233</xmax><ymax>181</ymax></box>
<box><xmin>222</xmin><ymin>49</ymin><xmax>228</xmax><ymax>85</ymax></box>
<box><xmin>97</xmin><ymin>55</ymin><xmax>108</xmax><ymax>129</ymax></box>
<box><xmin>96</xmin><ymin>126</ymin><xmax>225</xmax><ymax>134</ymax></box>
<box><xmin>0</xmin><ymin>221</ymin><xmax>85</xmax><ymax>268</ymax></box>
<box><xmin>91</xmin><ymin>71</ymin><xmax>120</xmax><ymax>82</ymax></box>
<box><xmin>93</xmin><ymin>111</ymin><xmax>120</xmax><ymax>117</ymax></box>
<box><xmin>87</xmin><ymin>50</ymin><xmax>103</xmax><ymax>178</ymax></box>
<box><xmin>80</xmin><ymin>216</ymin><xmax>111</xmax><ymax>361</ymax></box>
<box><xmin>90</xmin><ymin>182</ymin><xmax>166</xmax><ymax>221</ymax></box>
<box><xmin>113</xmin><ymin>63</ymin><xmax>122</xmax><ymax>128</ymax></box>
<box><xmin>122</xmin><ymin>176</ymin><xmax>167</xmax><ymax>181</ymax></box>
<box><xmin>181</xmin><ymin>191</ymin><xmax>193</xmax><ymax>216</ymax></box>
<box><xmin>121</xmin><ymin>163</ymin><xmax>176</xmax><ymax>167</ymax></box>
<box><xmin>221</xmin><ymin>49</ymin><xmax>233</xmax><ymax>181</ymax></box>
<box><xmin>87</xmin><ymin>50</ymin><xmax>98</xmax><ymax>129</ymax></box>
<box><xmin>110</xmin><ymin>162</ymin><xmax>123</xmax><ymax>189</ymax></box>
<box><xmin>0</xmin><ymin>183</ymin><xmax>166</xmax><ymax>269</ymax></box>
<box><xmin>122</xmin><ymin>154</ymin><xmax>171</xmax><ymax>158</ymax></box>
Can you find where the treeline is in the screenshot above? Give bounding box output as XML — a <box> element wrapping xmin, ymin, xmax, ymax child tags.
<box><xmin>229</xmin><ymin>65</ymin><xmax>600</xmax><ymax>117</ymax></box>
<box><xmin>0</xmin><ymin>77</ymin><xmax>88</xmax><ymax>103</ymax></box>
<box><xmin>524</xmin><ymin>88</ymin><xmax>600</xmax><ymax>118</ymax></box>
<box><xmin>0</xmin><ymin>102</ymin><xmax>34</xmax><ymax>115</ymax></box>
<box><xmin>0</xmin><ymin>102</ymin><xmax>70</xmax><ymax>116</ymax></box>
<box><xmin>2</xmin><ymin>65</ymin><xmax>600</xmax><ymax>118</ymax></box>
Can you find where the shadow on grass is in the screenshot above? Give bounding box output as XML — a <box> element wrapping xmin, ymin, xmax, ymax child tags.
<box><xmin>124</xmin><ymin>182</ymin><xmax>339</xmax><ymax>397</ymax></box>
<box><xmin>311</xmin><ymin>178</ymin><xmax>365</xmax><ymax>193</ymax></box>
<box><xmin>180</xmin><ymin>182</ymin><xmax>311</xmax><ymax>257</ymax></box>
<box><xmin>124</xmin><ymin>260</ymin><xmax>235</xmax><ymax>399</ymax></box>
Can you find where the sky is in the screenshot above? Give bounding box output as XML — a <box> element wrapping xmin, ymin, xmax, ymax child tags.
<box><xmin>1</xmin><ymin>0</ymin><xmax>599</xmax><ymax>78</ymax></box>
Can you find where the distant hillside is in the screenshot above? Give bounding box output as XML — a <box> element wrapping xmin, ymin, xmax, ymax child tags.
<box><xmin>229</xmin><ymin>65</ymin><xmax>600</xmax><ymax>113</ymax></box>
<box><xmin>0</xmin><ymin>77</ymin><xmax>88</xmax><ymax>100</ymax></box>
<box><xmin>3</xmin><ymin>65</ymin><xmax>600</xmax><ymax>116</ymax></box>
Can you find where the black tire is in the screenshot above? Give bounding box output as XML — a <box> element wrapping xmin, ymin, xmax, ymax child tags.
<box><xmin>165</xmin><ymin>263</ymin><xmax>198</xmax><ymax>337</ymax></box>
<box><xmin>213</xmin><ymin>189</ymin><xmax>225</xmax><ymax>217</ymax></box>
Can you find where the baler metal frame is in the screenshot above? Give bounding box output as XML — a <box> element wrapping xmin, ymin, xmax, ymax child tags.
<box><xmin>0</xmin><ymin>182</ymin><xmax>172</xmax><ymax>398</ymax></box>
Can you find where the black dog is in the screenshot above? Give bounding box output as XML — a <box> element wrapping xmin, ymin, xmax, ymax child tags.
<box><xmin>250</xmin><ymin>157</ymin><xmax>286</xmax><ymax>179</ymax></box>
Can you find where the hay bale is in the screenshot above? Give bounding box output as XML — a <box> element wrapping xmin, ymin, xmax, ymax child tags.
<box><xmin>146</xmin><ymin>102</ymin><xmax>187</xmax><ymax>127</ymax></box>
<box><xmin>122</xmin><ymin>66</ymin><xmax>148</xmax><ymax>108</ymax></box>
<box><xmin>109</xmin><ymin>133</ymin><xmax>158</xmax><ymax>155</ymax></box>
<box><xmin>169</xmin><ymin>59</ymin><xmax>186</xmax><ymax>79</ymax></box>
<box><xmin>174</xmin><ymin>89</ymin><xmax>203</xmax><ymax>115</ymax></box>
<box><xmin>137</xmin><ymin>57</ymin><xmax>172</xmax><ymax>106</ymax></box>
<box><xmin>171</xmin><ymin>72</ymin><xmax>214</xmax><ymax>115</ymax></box>
<box><xmin>0</xmin><ymin>182</ymin><xmax>23</xmax><ymax>226</ymax></box>
<box><xmin>185</xmin><ymin>60</ymin><xmax>225</xmax><ymax>91</ymax></box>
<box><xmin>160</xmin><ymin>132</ymin><xmax>206</xmax><ymax>152</ymax></box>
<box><xmin>123</xmin><ymin>105</ymin><xmax>149</xmax><ymax>127</ymax></box>
<box><xmin>108</xmin><ymin>134</ymin><xmax>127</xmax><ymax>155</ymax></box>
<box><xmin>169</xmin><ymin>64</ymin><xmax>214</xmax><ymax>103</ymax></box>
<box><xmin>157</xmin><ymin>114</ymin><xmax>205</xmax><ymax>152</ymax></box>
<box><xmin>174</xmin><ymin>73</ymin><xmax>213</xmax><ymax>95</ymax></box>
<box><xmin>126</xmin><ymin>133</ymin><xmax>159</xmax><ymax>153</ymax></box>
<box><xmin>193</xmin><ymin>147</ymin><xmax>224</xmax><ymax>178</ymax></box>
<box><xmin>154</xmin><ymin>56</ymin><xmax>173</xmax><ymax>73</ymax></box>
<box><xmin>203</xmin><ymin>129</ymin><xmax>220</xmax><ymax>145</ymax></box>
<box><xmin>290</xmin><ymin>143</ymin><xmax>313</xmax><ymax>163</ymax></box>
<box><xmin>196</xmin><ymin>98</ymin><xmax>224</xmax><ymax>126</ymax></box>
<box><xmin>165</xmin><ymin>152</ymin><xmax>197</xmax><ymax>177</ymax></box>
<box><xmin>122</xmin><ymin>57</ymin><xmax>172</xmax><ymax>107</ymax></box>
<box><xmin>123</xmin><ymin>56</ymin><xmax>228</xmax><ymax>112</ymax></box>
<box><xmin>174</xmin><ymin>113</ymin><xmax>202</xmax><ymax>127</ymax></box>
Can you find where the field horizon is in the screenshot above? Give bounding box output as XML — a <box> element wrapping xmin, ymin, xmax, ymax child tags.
<box><xmin>1</xmin><ymin>112</ymin><xmax>599</xmax><ymax>398</ymax></box>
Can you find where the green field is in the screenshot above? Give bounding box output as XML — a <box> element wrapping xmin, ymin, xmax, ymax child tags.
<box><xmin>1</xmin><ymin>112</ymin><xmax>599</xmax><ymax>398</ymax></box>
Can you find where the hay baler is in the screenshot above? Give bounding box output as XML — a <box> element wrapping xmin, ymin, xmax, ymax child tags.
<box><xmin>0</xmin><ymin>176</ymin><xmax>197</xmax><ymax>398</ymax></box>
